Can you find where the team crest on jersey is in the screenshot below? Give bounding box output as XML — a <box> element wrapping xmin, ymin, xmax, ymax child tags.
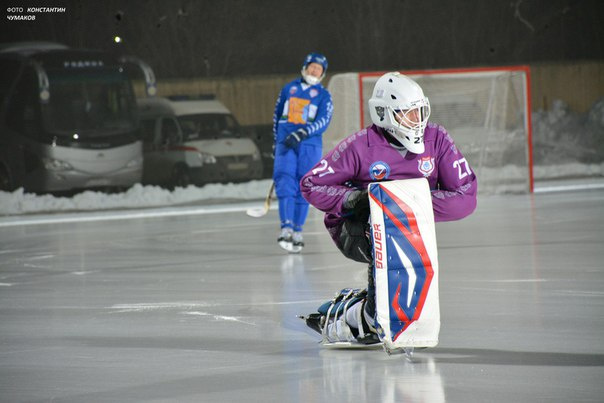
<box><xmin>289</xmin><ymin>86</ymin><xmax>298</xmax><ymax>94</ymax></box>
<box><xmin>418</xmin><ymin>157</ymin><xmax>435</xmax><ymax>177</ymax></box>
<box><xmin>370</xmin><ymin>161</ymin><xmax>391</xmax><ymax>181</ymax></box>
<box><xmin>309</xmin><ymin>89</ymin><xmax>318</xmax><ymax>98</ymax></box>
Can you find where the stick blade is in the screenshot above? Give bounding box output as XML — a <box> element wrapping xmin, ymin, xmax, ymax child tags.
<box><xmin>246</xmin><ymin>206</ymin><xmax>268</xmax><ymax>218</ymax></box>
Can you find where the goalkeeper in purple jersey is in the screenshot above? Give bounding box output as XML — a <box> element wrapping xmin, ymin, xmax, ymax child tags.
<box><xmin>272</xmin><ymin>52</ymin><xmax>334</xmax><ymax>253</ymax></box>
<box><xmin>300</xmin><ymin>72</ymin><xmax>477</xmax><ymax>343</ymax></box>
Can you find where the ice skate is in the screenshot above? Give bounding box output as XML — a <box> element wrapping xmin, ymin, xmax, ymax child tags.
<box><xmin>277</xmin><ymin>228</ymin><xmax>293</xmax><ymax>252</ymax></box>
<box><xmin>290</xmin><ymin>231</ymin><xmax>304</xmax><ymax>253</ymax></box>
<box><xmin>299</xmin><ymin>288</ymin><xmax>381</xmax><ymax>348</ymax></box>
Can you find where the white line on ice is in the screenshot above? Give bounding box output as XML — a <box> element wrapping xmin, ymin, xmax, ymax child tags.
<box><xmin>23</xmin><ymin>264</ymin><xmax>50</xmax><ymax>269</ymax></box>
<box><xmin>554</xmin><ymin>290</ymin><xmax>604</xmax><ymax>297</ymax></box>
<box><xmin>24</xmin><ymin>255</ymin><xmax>54</xmax><ymax>260</ymax></box>
<box><xmin>534</xmin><ymin>183</ymin><xmax>604</xmax><ymax>193</ymax></box>
<box><xmin>107</xmin><ymin>302</ymin><xmax>217</xmax><ymax>313</ymax></box>
<box><xmin>213</xmin><ymin>315</ymin><xmax>256</xmax><ymax>326</ymax></box>
<box><xmin>108</xmin><ymin>300</ymin><xmax>323</xmax><ymax>313</ymax></box>
<box><xmin>0</xmin><ymin>202</ymin><xmax>267</xmax><ymax>228</ymax></box>
<box><xmin>119</xmin><ymin>308</ymin><xmax>257</xmax><ymax>325</ymax></box>
<box><xmin>0</xmin><ymin>249</ymin><xmax>27</xmax><ymax>254</ymax></box>
<box><xmin>490</xmin><ymin>279</ymin><xmax>548</xmax><ymax>283</ymax></box>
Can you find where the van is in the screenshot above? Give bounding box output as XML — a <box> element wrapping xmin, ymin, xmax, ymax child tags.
<box><xmin>137</xmin><ymin>96</ymin><xmax>263</xmax><ymax>188</ymax></box>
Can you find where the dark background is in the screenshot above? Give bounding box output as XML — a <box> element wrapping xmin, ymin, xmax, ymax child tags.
<box><xmin>2</xmin><ymin>0</ymin><xmax>603</xmax><ymax>79</ymax></box>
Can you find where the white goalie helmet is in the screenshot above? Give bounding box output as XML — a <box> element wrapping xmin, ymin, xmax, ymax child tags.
<box><xmin>368</xmin><ymin>72</ymin><xmax>431</xmax><ymax>154</ymax></box>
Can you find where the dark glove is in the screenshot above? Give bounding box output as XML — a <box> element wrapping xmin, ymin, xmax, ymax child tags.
<box><xmin>339</xmin><ymin>219</ymin><xmax>372</xmax><ymax>264</ymax></box>
<box><xmin>283</xmin><ymin>128</ymin><xmax>308</xmax><ymax>149</ymax></box>
<box><xmin>343</xmin><ymin>189</ymin><xmax>370</xmax><ymax>222</ymax></box>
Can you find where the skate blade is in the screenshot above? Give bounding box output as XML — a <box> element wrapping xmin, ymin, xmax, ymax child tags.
<box><xmin>321</xmin><ymin>341</ymin><xmax>383</xmax><ymax>350</ymax></box>
<box><xmin>278</xmin><ymin>240</ymin><xmax>293</xmax><ymax>252</ymax></box>
<box><xmin>384</xmin><ymin>346</ymin><xmax>429</xmax><ymax>357</ymax></box>
<box><xmin>288</xmin><ymin>245</ymin><xmax>302</xmax><ymax>254</ymax></box>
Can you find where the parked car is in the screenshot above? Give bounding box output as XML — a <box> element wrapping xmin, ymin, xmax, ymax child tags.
<box><xmin>137</xmin><ymin>96</ymin><xmax>263</xmax><ymax>188</ymax></box>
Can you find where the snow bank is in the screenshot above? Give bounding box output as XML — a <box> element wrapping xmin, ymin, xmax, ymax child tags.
<box><xmin>0</xmin><ymin>180</ymin><xmax>272</xmax><ymax>216</ymax></box>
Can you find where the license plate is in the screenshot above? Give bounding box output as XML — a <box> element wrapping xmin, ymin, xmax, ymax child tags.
<box><xmin>86</xmin><ymin>178</ymin><xmax>111</xmax><ymax>187</ymax></box>
<box><xmin>227</xmin><ymin>162</ymin><xmax>248</xmax><ymax>170</ymax></box>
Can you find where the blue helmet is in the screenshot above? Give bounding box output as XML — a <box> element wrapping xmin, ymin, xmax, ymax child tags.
<box><xmin>303</xmin><ymin>52</ymin><xmax>328</xmax><ymax>72</ymax></box>
<box><xmin>301</xmin><ymin>52</ymin><xmax>328</xmax><ymax>85</ymax></box>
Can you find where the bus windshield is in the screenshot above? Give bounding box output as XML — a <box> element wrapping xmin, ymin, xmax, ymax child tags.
<box><xmin>178</xmin><ymin>113</ymin><xmax>239</xmax><ymax>141</ymax></box>
<box><xmin>43</xmin><ymin>69</ymin><xmax>137</xmax><ymax>136</ymax></box>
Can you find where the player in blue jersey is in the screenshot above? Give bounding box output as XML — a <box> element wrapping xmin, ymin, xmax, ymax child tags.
<box><xmin>272</xmin><ymin>52</ymin><xmax>334</xmax><ymax>253</ymax></box>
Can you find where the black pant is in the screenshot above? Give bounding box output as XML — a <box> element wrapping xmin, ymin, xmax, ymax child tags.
<box><xmin>366</xmin><ymin>263</ymin><xmax>375</xmax><ymax>318</ymax></box>
<box><xmin>338</xmin><ymin>218</ymin><xmax>376</xmax><ymax>318</ymax></box>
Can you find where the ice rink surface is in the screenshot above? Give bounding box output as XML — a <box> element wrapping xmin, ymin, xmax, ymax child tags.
<box><xmin>1</xmin><ymin>188</ymin><xmax>603</xmax><ymax>402</ymax></box>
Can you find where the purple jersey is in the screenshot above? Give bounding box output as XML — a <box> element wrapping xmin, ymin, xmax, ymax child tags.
<box><xmin>301</xmin><ymin>123</ymin><xmax>477</xmax><ymax>245</ymax></box>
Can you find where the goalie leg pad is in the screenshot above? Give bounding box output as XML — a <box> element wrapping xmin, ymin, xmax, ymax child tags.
<box><xmin>369</xmin><ymin>178</ymin><xmax>441</xmax><ymax>349</ymax></box>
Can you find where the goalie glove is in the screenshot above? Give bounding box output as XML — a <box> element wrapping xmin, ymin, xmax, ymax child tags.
<box><xmin>340</xmin><ymin>189</ymin><xmax>372</xmax><ymax>263</ymax></box>
<box><xmin>343</xmin><ymin>189</ymin><xmax>370</xmax><ymax>222</ymax></box>
<box><xmin>283</xmin><ymin>128</ymin><xmax>308</xmax><ymax>149</ymax></box>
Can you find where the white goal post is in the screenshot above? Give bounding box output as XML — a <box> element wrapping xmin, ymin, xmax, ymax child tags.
<box><xmin>325</xmin><ymin>66</ymin><xmax>534</xmax><ymax>194</ymax></box>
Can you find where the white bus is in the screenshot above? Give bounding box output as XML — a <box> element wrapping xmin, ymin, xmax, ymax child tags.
<box><xmin>0</xmin><ymin>42</ymin><xmax>156</xmax><ymax>193</ymax></box>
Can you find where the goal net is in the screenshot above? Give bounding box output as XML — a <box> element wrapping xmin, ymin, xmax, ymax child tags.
<box><xmin>325</xmin><ymin>67</ymin><xmax>533</xmax><ymax>194</ymax></box>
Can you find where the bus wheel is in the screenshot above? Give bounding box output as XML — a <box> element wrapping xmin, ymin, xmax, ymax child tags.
<box><xmin>0</xmin><ymin>166</ymin><xmax>13</xmax><ymax>192</ymax></box>
<box><xmin>171</xmin><ymin>165</ymin><xmax>190</xmax><ymax>189</ymax></box>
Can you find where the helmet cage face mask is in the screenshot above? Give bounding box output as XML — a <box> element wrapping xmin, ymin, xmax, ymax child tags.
<box><xmin>388</xmin><ymin>98</ymin><xmax>430</xmax><ymax>146</ymax></box>
<box><xmin>392</xmin><ymin>101</ymin><xmax>430</xmax><ymax>131</ymax></box>
<box><xmin>301</xmin><ymin>67</ymin><xmax>323</xmax><ymax>85</ymax></box>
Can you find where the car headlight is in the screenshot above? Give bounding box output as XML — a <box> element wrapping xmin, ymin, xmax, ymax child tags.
<box><xmin>126</xmin><ymin>157</ymin><xmax>142</xmax><ymax>168</ymax></box>
<box><xmin>42</xmin><ymin>158</ymin><xmax>73</xmax><ymax>171</ymax></box>
<box><xmin>252</xmin><ymin>150</ymin><xmax>261</xmax><ymax>161</ymax></box>
<box><xmin>199</xmin><ymin>152</ymin><xmax>217</xmax><ymax>164</ymax></box>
